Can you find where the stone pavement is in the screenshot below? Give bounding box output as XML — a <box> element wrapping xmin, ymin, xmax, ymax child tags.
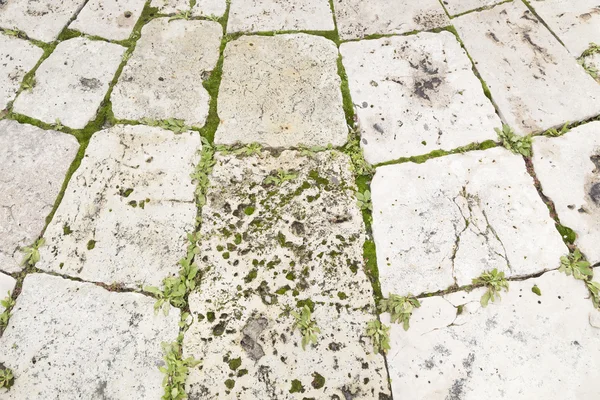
<box><xmin>0</xmin><ymin>1</ymin><xmax>599</xmax><ymax>399</ymax></box>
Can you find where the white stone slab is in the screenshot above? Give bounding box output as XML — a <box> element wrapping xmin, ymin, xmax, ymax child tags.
<box><xmin>341</xmin><ymin>33</ymin><xmax>500</xmax><ymax>165</ymax></box>
<box><xmin>36</xmin><ymin>125</ymin><xmax>200</xmax><ymax>289</ymax></box>
<box><xmin>440</xmin><ymin>0</ymin><xmax>504</xmax><ymax>16</ymax></box>
<box><xmin>0</xmin><ymin>273</ymin><xmax>16</xmax><ymax>312</ymax></box>
<box><xmin>0</xmin><ymin>35</ymin><xmax>43</xmax><ymax>110</ymax></box>
<box><xmin>372</xmin><ymin>148</ymin><xmax>566</xmax><ymax>296</ymax></box>
<box><xmin>111</xmin><ymin>18</ymin><xmax>221</xmax><ymax>127</ymax></box>
<box><xmin>385</xmin><ymin>271</ymin><xmax>600</xmax><ymax>399</ymax></box>
<box><xmin>150</xmin><ymin>0</ymin><xmax>227</xmax><ymax>17</ymax></box>
<box><xmin>0</xmin><ymin>273</ymin><xmax>180</xmax><ymax>399</ymax></box>
<box><xmin>215</xmin><ymin>34</ymin><xmax>347</xmax><ymax>147</ymax></box>
<box><xmin>12</xmin><ymin>38</ymin><xmax>125</xmax><ymax>129</ymax></box>
<box><xmin>227</xmin><ymin>0</ymin><xmax>334</xmax><ymax>33</ymax></box>
<box><xmin>69</xmin><ymin>0</ymin><xmax>147</xmax><ymax>41</ymax></box>
<box><xmin>453</xmin><ymin>2</ymin><xmax>600</xmax><ymax>134</ymax></box>
<box><xmin>0</xmin><ymin>120</ymin><xmax>79</xmax><ymax>274</ymax></box>
<box><xmin>334</xmin><ymin>0</ymin><xmax>449</xmax><ymax>41</ymax></box>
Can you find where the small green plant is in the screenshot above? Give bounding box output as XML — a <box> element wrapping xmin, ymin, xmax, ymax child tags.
<box><xmin>20</xmin><ymin>238</ymin><xmax>45</xmax><ymax>267</ymax></box>
<box><xmin>169</xmin><ymin>9</ymin><xmax>191</xmax><ymax>21</ymax></box>
<box><xmin>0</xmin><ymin>292</ymin><xmax>16</xmax><ymax>329</ymax></box>
<box><xmin>191</xmin><ymin>137</ymin><xmax>216</xmax><ymax>210</ymax></box>
<box><xmin>559</xmin><ymin>249</ymin><xmax>593</xmax><ymax>281</ymax></box>
<box><xmin>291</xmin><ymin>305</ymin><xmax>320</xmax><ymax>350</ymax></box>
<box><xmin>586</xmin><ymin>281</ymin><xmax>600</xmax><ymax>309</ymax></box>
<box><xmin>580</xmin><ymin>42</ymin><xmax>600</xmax><ymax>58</ymax></box>
<box><xmin>495</xmin><ymin>125</ymin><xmax>532</xmax><ymax>156</ymax></box>
<box><xmin>141</xmin><ymin>118</ymin><xmax>189</xmax><ymax>134</ymax></box>
<box><xmin>159</xmin><ymin>341</ymin><xmax>201</xmax><ymax>400</ymax></box>
<box><xmin>205</xmin><ymin>14</ymin><xmax>220</xmax><ymax>22</ymax></box>
<box><xmin>0</xmin><ymin>365</ymin><xmax>14</xmax><ymax>389</ymax></box>
<box><xmin>545</xmin><ymin>122</ymin><xmax>570</xmax><ymax>137</ymax></box>
<box><xmin>472</xmin><ymin>269</ymin><xmax>509</xmax><ymax>307</ymax></box>
<box><xmin>378</xmin><ymin>294</ymin><xmax>420</xmax><ymax>331</ymax></box>
<box><xmin>3</xmin><ymin>29</ymin><xmax>20</xmax><ymax>37</ymax></box>
<box><xmin>578</xmin><ymin>59</ymin><xmax>598</xmax><ymax>80</ymax></box>
<box><xmin>54</xmin><ymin>119</ymin><xmax>63</xmax><ymax>130</ymax></box>
<box><xmin>264</xmin><ymin>169</ymin><xmax>298</xmax><ymax>186</ymax></box>
<box><xmin>22</xmin><ymin>76</ymin><xmax>36</xmax><ymax>91</ymax></box>
<box><xmin>344</xmin><ymin>130</ymin><xmax>374</xmax><ymax>175</ymax></box>
<box><xmin>356</xmin><ymin>190</ymin><xmax>372</xmax><ymax>211</ymax></box>
<box><xmin>366</xmin><ymin>319</ymin><xmax>390</xmax><ymax>354</ymax></box>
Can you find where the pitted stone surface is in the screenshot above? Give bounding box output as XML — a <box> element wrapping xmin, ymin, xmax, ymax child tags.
<box><xmin>0</xmin><ymin>35</ymin><xmax>43</xmax><ymax>110</ymax></box>
<box><xmin>12</xmin><ymin>38</ymin><xmax>125</xmax><ymax>129</ymax></box>
<box><xmin>532</xmin><ymin>122</ymin><xmax>600</xmax><ymax>264</ymax></box>
<box><xmin>583</xmin><ymin>52</ymin><xmax>600</xmax><ymax>82</ymax></box>
<box><xmin>453</xmin><ymin>2</ymin><xmax>600</xmax><ymax>134</ymax></box>
<box><xmin>0</xmin><ymin>274</ymin><xmax>180</xmax><ymax>400</ymax></box>
<box><xmin>441</xmin><ymin>0</ymin><xmax>505</xmax><ymax>16</ymax></box>
<box><xmin>215</xmin><ymin>34</ymin><xmax>347</xmax><ymax>147</ymax></box>
<box><xmin>69</xmin><ymin>0</ymin><xmax>147</xmax><ymax>41</ymax></box>
<box><xmin>0</xmin><ymin>120</ymin><xmax>78</xmax><ymax>274</ymax></box>
<box><xmin>334</xmin><ymin>0</ymin><xmax>449</xmax><ymax>41</ymax></box>
<box><xmin>111</xmin><ymin>18</ymin><xmax>222</xmax><ymax>127</ymax></box>
<box><xmin>227</xmin><ymin>0</ymin><xmax>334</xmax><ymax>33</ymax></box>
<box><xmin>36</xmin><ymin>125</ymin><xmax>200</xmax><ymax>288</ymax></box>
<box><xmin>0</xmin><ymin>273</ymin><xmax>16</xmax><ymax>312</ymax></box>
<box><xmin>150</xmin><ymin>0</ymin><xmax>227</xmax><ymax>17</ymax></box>
<box><xmin>384</xmin><ymin>271</ymin><xmax>600</xmax><ymax>399</ymax></box>
<box><xmin>341</xmin><ymin>33</ymin><xmax>500</xmax><ymax>165</ymax></box>
<box><xmin>372</xmin><ymin>148</ymin><xmax>565</xmax><ymax>296</ymax></box>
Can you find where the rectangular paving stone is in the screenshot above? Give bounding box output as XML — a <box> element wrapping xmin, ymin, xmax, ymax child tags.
<box><xmin>215</xmin><ymin>34</ymin><xmax>347</xmax><ymax>147</ymax></box>
<box><xmin>440</xmin><ymin>0</ymin><xmax>504</xmax><ymax>16</ymax></box>
<box><xmin>385</xmin><ymin>271</ymin><xmax>600</xmax><ymax>399</ymax></box>
<box><xmin>0</xmin><ymin>120</ymin><xmax>79</xmax><ymax>274</ymax></box>
<box><xmin>151</xmin><ymin>0</ymin><xmax>227</xmax><ymax>17</ymax></box>
<box><xmin>111</xmin><ymin>18</ymin><xmax>222</xmax><ymax>127</ymax></box>
<box><xmin>12</xmin><ymin>37</ymin><xmax>125</xmax><ymax>129</ymax></box>
<box><xmin>453</xmin><ymin>2</ymin><xmax>600</xmax><ymax>134</ymax></box>
<box><xmin>0</xmin><ymin>272</ymin><xmax>16</xmax><ymax>312</ymax></box>
<box><xmin>341</xmin><ymin>32</ymin><xmax>501</xmax><ymax>165</ymax></box>
<box><xmin>0</xmin><ymin>34</ymin><xmax>43</xmax><ymax>110</ymax></box>
<box><xmin>69</xmin><ymin>0</ymin><xmax>147</xmax><ymax>41</ymax></box>
<box><xmin>372</xmin><ymin>148</ymin><xmax>565</xmax><ymax>296</ymax></box>
<box><xmin>0</xmin><ymin>273</ymin><xmax>180</xmax><ymax>399</ymax></box>
<box><xmin>36</xmin><ymin>125</ymin><xmax>200</xmax><ymax>288</ymax></box>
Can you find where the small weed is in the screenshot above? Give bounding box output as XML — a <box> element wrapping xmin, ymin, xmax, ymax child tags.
<box><xmin>159</xmin><ymin>341</ymin><xmax>201</xmax><ymax>400</ymax></box>
<box><xmin>141</xmin><ymin>117</ymin><xmax>190</xmax><ymax>134</ymax></box>
<box><xmin>378</xmin><ymin>294</ymin><xmax>420</xmax><ymax>331</ymax></box>
<box><xmin>580</xmin><ymin>42</ymin><xmax>600</xmax><ymax>58</ymax></box>
<box><xmin>0</xmin><ymin>365</ymin><xmax>14</xmax><ymax>389</ymax></box>
<box><xmin>291</xmin><ymin>305</ymin><xmax>320</xmax><ymax>350</ymax></box>
<box><xmin>366</xmin><ymin>319</ymin><xmax>390</xmax><ymax>354</ymax></box>
<box><xmin>472</xmin><ymin>268</ymin><xmax>509</xmax><ymax>307</ymax></box>
<box><xmin>355</xmin><ymin>189</ymin><xmax>372</xmax><ymax>211</ymax></box>
<box><xmin>54</xmin><ymin>119</ymin><xmax>64</xmax><ymax>130</ymax></box>
<box><xmin>344</xmin><ymin>129</ymin><xmax>374</xmax><ymax>176</ymax></box>
<box><xmin>264</xmin><ymin>169</ymin><xmax>298</xmax><ymax>186</ymax></box>
<box><xmin>586</xmin><ymin>281</ymin><xmax>600</xmax><ymax>309</ymax></box>
<box><xmin>531</xmin><ymin>285</ymin><xmax>542</xmax><ymax>296</ymax></box>
<box><xmin>559</xmin><ymin>249</ymin><xmax>592</xmax><ymax>281</ymax></box>
<box><xmin>21</xmin><ymin>76</ymin><xmax>36</xmax><ymax>91</ymax></box>
<box><xmin>545</xmin><ymin>122</ymin><xmax>570</xmax><ymax>137</ymax></box>
<box><xmin>20</xmin><ymin>238</ymin><xmax>45</xmax><ymax>267</ymax></box>
<box><xmin>191</xmin><ymin>137</ymin><xmax>216</xmax><ymax>210</ymax></box>
<box><xmin>495</xmin><ymin>125</ymin><xmax>532</xmax><ymax>156</ymax></box>
<box><xmin>578</xmin><ymin>59</ymin><xmax>598</xmax><ymax>80</ymax></box>
<box><xmin>0</xmin><ymin>292</ymin><xmax>16</xmax><ymax>329</ymax></box>
<box><xmin>205</xmin><ymin>14</ymin><xmax>220</xmax><ymax>22</ymax></box>
<box><xmin>3</xmin><ymin>29</ymin><xmax>20</xmax><ymax>37</ymax></box>
<box><xmin>169</xmin><ymin>10</ymin><xmax>191</xmax><ymax>21</ymax></box>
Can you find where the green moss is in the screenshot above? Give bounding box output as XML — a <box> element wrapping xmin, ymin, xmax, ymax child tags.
<box><xmin>224</xmin><ymin>379</ymin><xmax>235</xmax><ymax>389</ymax></box>
<box><xmin>234</xmin><ymin>233</ymin><xmax>242</xmax><ymax>245</ymax></box>
<box><xmin>364</xmin><ymin>240</ymin><xmax>382</xmax><ymax>301</ymax></box>
<box><xmin>311</xmin><ymin>372</ymin><xmax>325</xmax><ymax>389</ymax></box>
<box><xmin>207</xmin><ymin>311</ymin><xmax>215</xmax><ymax>322</ymax></box>
<box><xmin>222</xmin><ymin>252</ymin><xmax>230</xmax><ymax>259</ymax></box>
<box><xmin>296</xmin><ymin>298</ymin><xmax>315</xmax><ymax>312</ymax></box>
<box><xmin>244</xmin><ymin>268</ymin><xmax>258</xmax><ymax>283</ymax></box>
<box><xmin>275</xmin><ymin>285</ymin><xmax>291</xmax><ymax>295</ymax></box>
<box><xmin>289</xmin><ymin>379</ymin><xmax>305</xmax><ymax>394</ymax></box>
<box><xmin>337</xmin><ymin>292</ymin><xmax>348</xmax><ymax>300</ymax></box>
<box><xmin>87</xmin><ymin>240</ymin><xmax>96</xmax><ymax>250</ymax></box>
<box><xmin>556</xmin><ymin>224</ymin><xmax>576</xmax><ymax>244</ymax></box>
<box><xmin>285</xmin><ymin>271</ymin><xmax>296</xmax><ymax>281</ymax></box>
<box><xmin>244</xmin><ymin>206</ymin><xmax>255</xmax><ymax>215</ymax></box>
<box><xmin>63</xmin><ymin>224</ymin><xmax>73</xmax><ymax>235</ymax></box>
<box><xmin>228</xmin><ymin>357</ymin><xmax>242</xmax><ymax>370</ymax></box>
<box><xmin>237</xmin><ymin>369</ymin><xmax>248</xmax><ymax>377</ymax></box>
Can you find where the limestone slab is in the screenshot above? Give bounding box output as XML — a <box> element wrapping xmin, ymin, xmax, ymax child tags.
<box><xmin>440</xmin><ymin>0</ymin><xmax>505</xmax><ymax>16</ymax></box>
<box><xmin>36</xmin><ymin>125</ymin><xmax>200</xmax><ymax>289</ymax></box>
<box><xmin>532</xmin><ymin>122</ymin><xmax>600</xmax><ymax>264</ymax></box>
<box><xmin>150</xmin><ymin>0</ymin><xmax>227</xmax><ymax>17</ymax></box>
<box><xmin>341</xmin><ymin>33</ymin><xmax>500</xmax><ymax>165</ymax></box>
<box><xmin>69</xmin><ymin>0</ymin><xmax>147</xmax><ymax>41</ymax></box>
<box><xmin>0</xmin><ymin>35</ymin><xmax>43</xmax><ymax>110</ymax></box>
<box><xmin>0</xmin><ymin>120</ymin><xmax>79</xmax><ymax>274</ymax></box>
<box><xmin>334</xmin><ymin>0</ymin><xmax>449</xmax><ymax>41</ymax></box>
<box><xmin>453</xmin><ymin>2</ymin><xmax>600</xmax><ymax>134</ymax></box>
<box><xmin>0</xmin><ymin>273</ymin><xmax>16</xmax><ymax>312</ymax></box>
<box><xmin>372</xmin><ymin>148</ymin><xmax>566</xmax><ymax>296</ymax></box>
<box><xmin>12</xmin><ymin>38</ymin><xmax>125</xmax><ymax>129</ymax></box>
<box><xmin>215</xmin><ymin>34</ymin><xmax>347</xmax><ymax>147</ymax></box>
<box><xmin>385</xmin><ymin>271</ymin><xmax>600</xmax><ymax>399</ymax></box>
<box><xmin>111</xmin><ymin>18</ymin><xmax>222</xmax><ymax>127</ymax></box>
<box><xmin>0</xmin><ymin>273</ymin><xmax>180</xmax><ymax>399</ymax></box>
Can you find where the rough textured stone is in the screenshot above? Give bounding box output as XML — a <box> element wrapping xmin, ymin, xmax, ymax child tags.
<box><xmin>111</xmin><ymin>18</ymin><xmax>222</xmax><ymax>127</ymax></box>
<box><xmin>532</xmin><ymin>122</ymin><xmax>600</xmax><ymax>264</ymax></box>
<box><xmin>150</xmin><ymin>0</ymin><xmax>227</xmax><ymax>17</ymax></box>
<box><xmin>334</xmin><ymin>0</ymin><xmax>449</xmax><ymax>41</ymax></box>
<box><xmin>0</xmin><ymin>120</ymin><xmax>78</xmax><ymax>274</ymax></box>
<box><xmin>215</xmin><ymin>34</ymin><xmax>347</xmax><ymax>147</ymax></box>
<box><xmin>69</xmin><ymin>0</ymin><xmax>147</xmax><ymax>41</ymax></box>
<box><xmin>341</xmin><ymin>33</ymin><xmax>500</xmax><ymax>164</ymax></box>
<box><xmin>453</xmin><ymin>2</ymin><xmax>600</xmax><ymax>134</ymax></box>
<box><xmin>441</xmin><ymin>0</ymin><xmax>504</xmax><ymax>16</ymax></box>
<box><xmin>0</xmin><ymin>35</ymin><xmax>43</xmax><ymax>110</ymax></box>
<box><xmin>227</xmin><ymin>0</ymin><xmax>334</xmax><ymax>33</ymax></box>
<box><xmin>583</xmin><ymin>52</ymin><xmax>600</xmax><ymax>82</ymax></box>
<box><xmin>372</xmin><ymin>148</ymin><xmax>566</xmax><ymax>296</ymax></box>
<box><xmin>0</xmin><ymin>272</ymin><xmax>16</xmax><ymax>312</ymax></box>
<box><xmin>36</xmin><ymin>125</ymin><xmax>200</xmax><ymax>288</ymax></box>
<box><xmin>385</xmin><ymin>271</ymin><xmax>600</xmax><ymax>399</ymax></box>
<box><xmin>12</xmin><ymin>38</ymin><xmax>125</xmax><ymax>129</ymax></box>
<box><xmin>0</xmin><ymin>274</ymin><xmax>180</xmax><ymax>399</ymax></box>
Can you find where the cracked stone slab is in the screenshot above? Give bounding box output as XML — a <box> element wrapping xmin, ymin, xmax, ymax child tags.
<box><xmin>341</xmin><ymin>32</ymin><xmax>501</xmax><ymax>165</ymax></box>
<box><xmin>151</xmin><ymin>0</ymin><xmax>227</xmax><ymax>16</ymax></box>
<box><xmin>215</xmin><ymin>34</ymin><xmax>347</xmax><ymax>147</ymax></box>
<box><xmin>0</xmin><ymin>273</ymin><xmax>180</xmax><ymax>399</ymax></box>
<box><xmin>532</xmin><ymin>122</ymin><xmax>600</xmax><ymax>264</ymax></box>
<box><xmin>36</xmin><ymin>125</ymin><xmax>200</xmax><ymax>288</ymax></box>
<box><xmin>334</xmin><ymin>0</ymin><xmax>449</xmax><ymax>41</ymax></box>
<box><xmin>453</xmin><ymin>2</ymin><xmax>600</xmax><ymax>134</ymax></box>
<box><xmin>69</xmin><ymin>0</ymin><xmax>147</xmax><ymax>41</ymax></box>
<box><xmin>111</xmin><ymin>18</ymin><xmax>222</xmax><ymax>127</ymax></box>
<box><xmin>12</xmin><ymin>38</ymin><xmax>125</xmax><ymax>129</ymax></box>
<box><xmin>0</xmin><ymin>120</ymin><xmax>79</xmax><ymax>274</ymax></box>
<box><xmin>440</xmin><ymin>0</ymin><xmax>505</xmax><ymax>16</ymax></box>
<box><xmin>372</xmin><ymin>147</ymin><xmax>566</xmax><ymax>296</ymax></box>
<box><xmin>0</xmin><ymin>273</ymin><xmax>16</xmax><ymax>312</ymax></box>
<box><xmin>385</xmin><ymin>271</ymin><xmax>600</xmax><ymax>399</ymax></box>
<box><xmin>0</xmin><ymin>34</ymin><xmax>43</xmax><ymax>110</ymax></box>
<box><xmin>227</xmin><ymin>0</ymin><xmax>334</xmax><ymax>33</ymax></box>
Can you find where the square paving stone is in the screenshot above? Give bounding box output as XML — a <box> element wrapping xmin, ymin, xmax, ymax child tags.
<box><xmin>12</xmin><ymin>37</ymin><xmax>125</xmax><ymax>129</ymax></box>
<box><xmin>0</xmin><ymin>35</ymin><xmax>43</xmax><ymax>110</ymax></box>
<box><xmin>0</xmin><ymin>272</ymin><xmax>16</xmax><ymax>312</ymax></box>
<box><xmin>151</xmin><ymin>0</ymin><xmax>227</xmax><ymax>17</ymax></box>
<box><xmin>69</xmin><ymin>0</ymin><xmax>147</xmax><ymax>41</ymax></box>
<box><xmin>532</xmin><ymin>122</ymin><xmax>600</xmax><ymax>264</ymax></box>
<box><xmin>371</xmin><ymin>148</ymin><xmax>566</xmax><ymax>296</ymax></box>
<box><xmin>111</xmin><ymin>18</ymin><xmax>222</xmax><ymax>127</ymax></box>
<box><xmin>440</xmin><ymin>0</ymin><xmax>504</xmax><ymax>17</ymax></box>
<box><xmin>0</xmin><ymin>120</ymin><xmax>79</xmax><ymax>274</ymax></box>
<box><xmin>214</xmin><ymin>34</ymin><xmax>347</xmax><ymax>147</ymax></box>
<box><xmin>36</xmin><ymin>125</ymin><xmax>200</xmax><ymax>289</ymax></box>
<box><xmin>453</xmin><ymin>1</ymin><xmax>600</xmax><ymax>134</ymax></box>
<box><xmin>340</xmin><ymin>32</ymin><xmax>501</xmax><ymax>165</ymax></box>
<box><xmin>384</xmin><ymin>271</ymin><xmax>600</xmax><ymax>399</ymax></box>
<box><xmin>0</xmin><ymin>273</ymin><xmax>180</xmax><ymax>400</ymax></box>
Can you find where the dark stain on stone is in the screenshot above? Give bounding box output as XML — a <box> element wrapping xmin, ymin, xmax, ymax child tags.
<box><xmin>291</xmin><ymin>221</ymin><xmax>305</xmax><ymax>235</ymax></box>
<box><xmin>414</xmin><ymin>77</ymin><xmax>443</xmax><ymax>101</ymax></box>
<box><xmin>486</xmin><ymin>31</ymin><xmax>501</xmax><ymax>43</ymax></box>
<box><xmin>589</xmin><ymin>182</ymin><xmax>600</xmax><ymax>205</ymax></box>
<box><xmin>590</xmin><ymin>155</ymin><xmax>600</xmax><ymax>172</ymax></box>
<box><xmin>447</xmin><ymin>378</ymin><xmax>466</xmax><ymax>400</ymax></box>
<box><xmin>520</xmin><ymin>10</ymin><xmax>539</xmax><ymax>23</ymax></box>
<box><xmin>241</xmin><ymin>316</ymin><xmax>268</xmax><ymax>361</ymax></box>
<box><xmin>373</xmin><ymin>123</ymin><xmax>384</xmax><ymax>134</ymax></box>
<box><xmin>80</xmin><ymin>77</ymin><xmax>101</xmax><ymax>90</ymax></box>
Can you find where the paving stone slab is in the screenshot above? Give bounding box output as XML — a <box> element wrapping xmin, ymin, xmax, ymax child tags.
<box><xmin>440</xmin><ymin>0</ymin><xmax>505</xmax><ymax>16</ymax></box>
<box><xmin>532</xmin><ymin>122</ymin><xmax>600</xmax><ymax>264</ymax></box>
<box><xmin>334</xmin><ymin>0</ymin><xmax>449</xmax><ymax>41</ymax></box>
<box><xmin>36</xmin><ymin>125</ymin><xmax>200</xmax><ymax>288</ymax></box>
<box><xmin>0</xmin><ymin>34</ymin><xmax>43</xmax><ymax>110</ymax></box>
<box><xmin>453</xmin><ymin>2</ymin><xmax>600</xmax><ymax>134</ymax></box>
<box><xmin>69</xmin><ymin>0</ymin><xmax>147</xmax><ymax>41</ymax></box>
<box><xmin>0</xmin><ymin>272</ymin><xmax>16</xmax><ymax>312</ymax></box>
<box><xmin>12</xmin><ymin>38</ymin><xmax>125</xmax><ymax>129</ymax></box>
<box><xmin>0</xmin><ymin>273</ymin><xmax>180</xmax><ymax>399</ymax></box>
<box><xmin>150</xmin><ymin>0</ymin><xmax>227</xmax><ymax>17</ymax></box>
<box><xmin>0</xmin><ymin>120</ymin><xmax>79</xmax><ymax>274</ymax></box>
<box><xmin>341</xmin><ymin>32</ymin><xmax>500</xmax><ymax>165</ymax></box>
<box><xmin>385</xmin><ymin>271</ymin><xmax>600</xmax><ymax>399</ymax></box>
<box><xmin>111</xmin><ymin>18</ymin><xmax>222</xmax><ymax>127</ymax></box>
<box><xmin>215</xmin><ymin>34</ymin><xmax>347</xmax><ymax>147</ymax></box>
<box><xmin>372</xmin><ymin>148</ymin><xmax>565</xmax><ymax>296</ymax></box>
<box><xmin>227</xmin><ymin>0</ymin><xmax>334</xmax><ymax>33</ymax></box>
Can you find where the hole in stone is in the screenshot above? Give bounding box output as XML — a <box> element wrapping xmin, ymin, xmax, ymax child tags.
<box><xmin>124</xmin><ymin>11</ymin><xmax>132</xmax><ymax>18</ymax></box>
